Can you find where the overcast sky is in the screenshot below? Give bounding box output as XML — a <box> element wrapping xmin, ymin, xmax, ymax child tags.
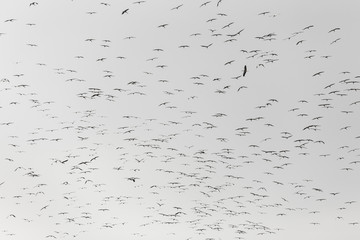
<box><xmin>1</xmin><ymin>0</ymin><xmax>360</xmax><ymax>240</ymax></box>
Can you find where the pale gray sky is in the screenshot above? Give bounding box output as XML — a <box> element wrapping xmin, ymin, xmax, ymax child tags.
<box><xmin>1</xmin><ymin>0</ymin><xmax>360</xmax><ymax>239</ymax></box>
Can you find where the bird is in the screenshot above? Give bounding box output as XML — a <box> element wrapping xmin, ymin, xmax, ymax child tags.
<box><xmin>243</xmin><ymin>65</ymin><xmax>247</xmax><ymax>76</ymax></box>
<box><xmin>224</xmin><ymin>60</ymin><xmax>235</xmax><ymax>65</ymax></box>
<box><xmin>312</xmin><ymin>71</ymin><xmax>324</xmax><ymax>77</ymax></box>
<box><xmin>127</xmin><ymin>177</ymin><xmax>139</xmax><ymax>182</ymax></box>
<box><xmin>328</xmin><ymin>27</ymin><xmax>340</xmax><ymax>33</ymax></box>
<box><xmin>158</xmin><ymin>24</ymin><xmax>169</xmax><ymax>28</ymax></box>
<box><xmin>296</xmin><ymin>40</ymin><xmax>305</xmax><ymax>45</ymax></box>
<box><xmin>171</xmin><ymin>4</ymin><xmax>183</xmax><ymax>10</ymax></box>
<box><xmin>4</xmin><ymin>18</ymin><xmax>16</xmax><ymax>22</ymax></box>
<box><xmin>201</xmin><ymin>43</ymin><xmax>213</xmax><ymax>48</ymax></box>
<box><xmin>200</xmin><ymin>1</ymin><xmax>211</xmax><ymax>7</ymax></box>
<box><xmin>303</xmin><ymin>25</ymin><xmax>314</xmax><ymax>30</ymax></box>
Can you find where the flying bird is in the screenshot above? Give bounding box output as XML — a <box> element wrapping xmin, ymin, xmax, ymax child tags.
<box><xmin>243</xmin><ymin>65</ymin><xmax>247</xmax><ymax>76</ymax></box>
<box><xmin>328</xmin><ymin>27</ymin><xmax>340</xmax><ymax>33</ymax></box>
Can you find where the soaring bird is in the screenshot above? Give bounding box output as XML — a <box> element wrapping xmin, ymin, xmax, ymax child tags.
<box><xmin>243</xmin><ymin>65</ymin><xmax>247</xmax><ymax>76</ymax></box>
<box><xmin>328</xmin><ymin>27</ymin><xmax>340</xmax><ymax>33</ymax></box>
<box><xmin>158</xmin><ymin>24</ymin><xmax>168</xmax><ymax>28</ymax></box>
<box><xmin>303</xmin><ymin>25</ymin><xmax>314</xmax><ymax>30</ymax></box>
<box><xmin>312</xmin><ymin>71</ymin><xmax>324</xmax><ymax>77</ymax></box>
<box><xmin>171</xmin><ymin>4</ymin><xmax>183</xmax><ymax>10</ymax></box>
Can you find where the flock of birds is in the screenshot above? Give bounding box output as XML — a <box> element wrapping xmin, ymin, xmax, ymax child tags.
<box><xmin>0</xmin><ymin>1</ymin><xmax>360</xmax><ymax>240</ymax></box>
